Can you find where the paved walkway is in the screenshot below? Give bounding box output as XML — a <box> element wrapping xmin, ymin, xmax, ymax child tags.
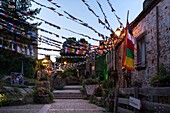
<box><xmin>0</xmin><ymin>99</ymin><xmax>106</xmax><ymax>113</ymax></box>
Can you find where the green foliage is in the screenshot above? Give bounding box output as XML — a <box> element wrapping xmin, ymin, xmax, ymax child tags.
<box><xmin>34</xmin><ymin>80</ymin><xmax>53</xmax><ymax>104</ymax></box>
<box><xmin>101</xmin><ymin>80</ymin><xmax>114</xmax><ymax>89</ymax></box>
<box><xmin>53</xmin><ymin>78</ymin><xmax>66</xmax><ymax>90</ymax></box>
<box><xmin>63</xmin><ymin>67</ymin><xmax>75</xmax><ymax>77</ymax></box>
<box><xmin>83</xmin><ymin>78</ymin><xmax>98</xmax><ymax>85</ymax></box>
<box><xmin>98</xmin><ymin>80</ymin><xmax>115</xmax><ymax>112</ymax></box>
<box><xmin>131</xmin><ymin>77</ymin><xmax>142</xmax><ymax>87</ymax></box>
<box><xmin>39</xmin><ymin>77</ymin><xmax>48</xmax><ymax>81</ymax></box>
<box><xmin>60</xmin><ymin>37</ymin><xmax>88</xmax><ymax>56</ymax></box>
<box><xmin>1</xmin><ymin>0</ymin><xmax>41</xmax><ymax>22</ymax></box>
<box><xmin>150</xmin><ymin>64</ymin><xmax>170</xmax><ymax>87</ymax></box>
<box><xmin>95</xmin><ymin>54</ymin><xmax>107</xmax><ymax>79</ymax></box>
<box><xmin>33</xmin><ymin>91</ymin><xmax>53</xmax><ymax>104</ymax></box>
<box><xmin>0</xmin><ymin>49</ymin><xmax>36</xmax><ymax>78</ymax></box>
<box><xmin>11</xmin><ymin>56</ymin><xmax>36</xmax><ymax>78</ymax></box>
<box><xmin>80</xmin><ymin>87</ymin><xmax>86</xmax><ymax>95</ymax></box>
<box><xmin>0</xmin><ymin>93</ymin><xmax>9</xmax><ymax>106</ymax></box>
<box><xmin>24</xmin><ymin>78</ymin><xmax>37</xmax><ymax>86</ymax></box>
<box><xmin>0</xmin><ymin>50</ymin><xmax>18</xmax><ymax>74</ymax></box>
<box><xmin>94</xmin><ymin>85</ymin><xmax>104</xmax><ymax>97</ymax></box>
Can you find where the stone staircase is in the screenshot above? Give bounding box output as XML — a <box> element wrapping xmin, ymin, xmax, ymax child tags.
<box><xmin>53</xmin><ymin>85</ymin><xmax>84</xmax><ymax>99</ymax></box>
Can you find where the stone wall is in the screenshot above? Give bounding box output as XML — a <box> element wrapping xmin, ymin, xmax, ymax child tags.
<box><xmin>132</xmin><ymin>0</ymin><xmax>170</xmax><ymax>86</ymax></box>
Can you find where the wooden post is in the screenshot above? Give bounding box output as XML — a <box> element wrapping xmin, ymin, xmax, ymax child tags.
<box><xmin>134</xmin><ymin>87</ymin><xmax>139</xmax><ymax>113</ymax></box>
<box><xmin>114</xmin><ymin>88</ymin><xmax>119</xmax><ymax>113</ymax></box>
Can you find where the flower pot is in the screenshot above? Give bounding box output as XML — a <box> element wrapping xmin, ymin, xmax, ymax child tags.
<box><xmin>85</xmin><ymin>85</ymin><xmax>98</xmax><ymax>96</ymax></box>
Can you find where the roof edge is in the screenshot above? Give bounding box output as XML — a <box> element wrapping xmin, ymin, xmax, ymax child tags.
<box><xmin>131</xmin><ymin>0</ymin><xmax>162</xmax><ymax>29</ymax></box>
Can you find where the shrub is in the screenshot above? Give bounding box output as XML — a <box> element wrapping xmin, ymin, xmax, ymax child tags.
<box><xmin>80</xmin><ymin>87</ymin><xmax>86</xmax><ymax>95</ymax></box>
<box><xmin>0</xmin><ymin>93</ymin><xmax>9</xmax><ymax>106</ymax></box>
<box><xmin>131</xmin><ymin>77</ymin><xmax>142</xmax><ymax>87</ymax></box>
<box><xmin>94</xmin><ymin>85</ymin><xmax>104</xmax><ymax>97</ymax></box>
<box><xmin>150</xmin><ymin>64</ymin><xmax>170</xmax><ymax>87</ymax></box>
<box><xmin>53</xmin><ymin>78</ymin><xmax>66</xmax><ymax>90</ymax></box>
<box><xmin>83</xmin><ymin>78</ymin><xmax>98</xmax><ymax>85</ymax></box>
<box><xmin>101</xmin><ymin>80</ymin><xmax>114</xmax><ymax>89</ymax></box>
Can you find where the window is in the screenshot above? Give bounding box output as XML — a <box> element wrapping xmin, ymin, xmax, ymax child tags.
<box><xmin>136</xmin><ymin>33</ymin><xmax>146</xmax><ymax>70</ymax></box>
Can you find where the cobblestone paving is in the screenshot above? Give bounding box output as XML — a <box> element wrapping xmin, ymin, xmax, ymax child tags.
<box><xmin>0</xmin><ymin>99</ymin><xmax>106</xmax><ymax>113</ymax></box>
<box><xmin>0</xmin><ymin>104</ymin><xmax>44</xmax><ymax>113</ymax></box>
<box><xmin>48</xmin><ymin>99</ymin><xmax>105</xmax><ymax>113</ymax></box>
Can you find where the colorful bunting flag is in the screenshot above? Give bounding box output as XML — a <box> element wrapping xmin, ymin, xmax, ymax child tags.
<box><xmin>122</xmin><ymin>20</ymin><xmax>135</xmax><ymax>70</ymax></box>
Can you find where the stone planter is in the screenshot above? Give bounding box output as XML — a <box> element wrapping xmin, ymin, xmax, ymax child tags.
<box><xmin>85</xmin><ymin>85</ymin><xmax>98</xmax><ymax>96</ymax></box>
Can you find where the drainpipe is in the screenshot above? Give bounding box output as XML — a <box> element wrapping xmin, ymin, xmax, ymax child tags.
<box><xmin>156</xmin><ymin>6</ymin><xmax>159</xmax><ymax>73</ymax></box>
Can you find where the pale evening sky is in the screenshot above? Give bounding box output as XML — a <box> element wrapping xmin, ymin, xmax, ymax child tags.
<box><xmin>31</xmin><ymin>0</ymin><xmax>145</xmax><ymax>62</ymax></box>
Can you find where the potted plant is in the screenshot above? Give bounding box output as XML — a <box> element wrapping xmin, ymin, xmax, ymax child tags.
<box><xmin>83</xmin><ymin>78</ymin><xmax>98</xmax><ymax>96</ymax></box>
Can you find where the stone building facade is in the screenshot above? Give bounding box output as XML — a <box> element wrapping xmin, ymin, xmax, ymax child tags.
<box><xmin>110</xmin><ymin>0</ymin><xmax>170</xmax><ymax>87</ymax></box>
<box><xmin>131</xmin><ymin>0</ymin><xmax>170</xmax><ymax>86</ymax></box>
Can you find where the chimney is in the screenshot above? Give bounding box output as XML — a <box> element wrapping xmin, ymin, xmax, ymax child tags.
<box><xmin>143</xmin><ymin>0</ymin><xmax>154</xmax><ymax>10</ymax></box>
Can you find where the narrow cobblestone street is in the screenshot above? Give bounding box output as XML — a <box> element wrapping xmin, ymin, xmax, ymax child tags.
<box><xmin>0</xmin><ymin>99</ymin><xmax>106</xmax><ymax>113</ymax></box>
<box><xmin>0</xmin><ymin>0</ymin><xmax>169</xmax><ymax>113</ymax></box>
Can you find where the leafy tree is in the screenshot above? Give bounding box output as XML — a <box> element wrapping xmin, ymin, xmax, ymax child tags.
<box><xmin>0</xmin><ymin>49</ymin><xmax>36</xmax><ymax>78</ymax></box>
<box><xmin>0</xmin><ymin>0</ymin><xmax>40</xmax><ymax>76</ymax></box>
<box><xmin>61</xmin><ymin>37</ymin><xmax>77</xmax><ymax>56</ymax></box>
<box><xmin>59</xmin><ymin>37</ymin><xmax>89</xmax><ymax>63</ymax></box>
<box><xmin>0</xmin><ymin>49</ymin><xmax>21</xmax><ymax>74</ymax></box>
<box><xmin>1</xmin><ymin>0</ymin><xmax>41</xmax><ymax>22</ymax></box>
<box><xmin>60</xmin><ymin>37</ymin><xmax>88</xmax><ymax>56</ymax></box>
<box><xmin>58</xmin><ymin>37</ymin><xmax>89</xmax><ymax>79</ymax></box>
<box><xmin>11</xmin><ymin>56</ymin><xmax>36</xmax><ymax>78</ymax></box>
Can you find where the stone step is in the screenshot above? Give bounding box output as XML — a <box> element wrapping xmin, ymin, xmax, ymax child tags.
<box><xmin>53</xmin><ymin>85</ymin><xmax>84</xmax><ymax>99</ymax></box>
<box><xmin>53</xmin><ymin>92</ymin><xmax>84</xmax><ymax>99</ymax></box>
<box><xmin>53</xmin><ymin>90</ymin><xmax>83</xmax><ymax>99</ymax></box>
<box><xmin>63</xmin><ymin>85</ymin><xmax>82</xmax><ymax>90</ymax></box>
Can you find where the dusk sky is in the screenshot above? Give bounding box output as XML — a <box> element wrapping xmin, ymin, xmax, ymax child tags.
<box><xmin>31</xmin><ymin>0</ymin><xmax>145</xmax><ymax>62</ymax></box>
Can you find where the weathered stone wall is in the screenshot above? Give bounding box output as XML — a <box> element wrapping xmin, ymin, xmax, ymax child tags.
<box><xmin>132</xmin><ymin>0</ymin><xmax>170</xmax><ymax>86</ymax></box>
<box><xmin>158</xmin><ymin>0</ymin><xmax>170</xmax><ymax>70</ymax></box>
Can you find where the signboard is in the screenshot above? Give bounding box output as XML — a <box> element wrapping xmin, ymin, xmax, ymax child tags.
<box><xmin>129</xmin><ymin>96</ymin><xmax>141</xmax><ymax>110</ymax></box>
<box><xmin>11</xmin><ymin>72</ymin><xmax>24</xmax><ymax>85</ymax></box>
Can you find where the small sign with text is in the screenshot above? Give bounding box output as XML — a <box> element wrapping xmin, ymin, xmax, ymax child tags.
<box><xmin>129</xmin><ymin>96</ymin><xmax>141</xmax><ymax>110</ymax></box>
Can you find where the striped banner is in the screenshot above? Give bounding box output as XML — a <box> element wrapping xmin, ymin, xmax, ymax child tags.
<box><xmin>122</xmin><ymin>21</ymin><xmax>135</xmax><ymax>70</ymax></box>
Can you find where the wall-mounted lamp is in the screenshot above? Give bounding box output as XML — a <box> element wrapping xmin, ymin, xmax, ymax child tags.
<box><xmin>64</xmin><ymin>61</ymin><xmax>67</xmax><ymax>65</ymax></box>
<box><xmin>115</xmin><ymin>28</ymin><xmax>121</xmax><ymax>37</ymax></box>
